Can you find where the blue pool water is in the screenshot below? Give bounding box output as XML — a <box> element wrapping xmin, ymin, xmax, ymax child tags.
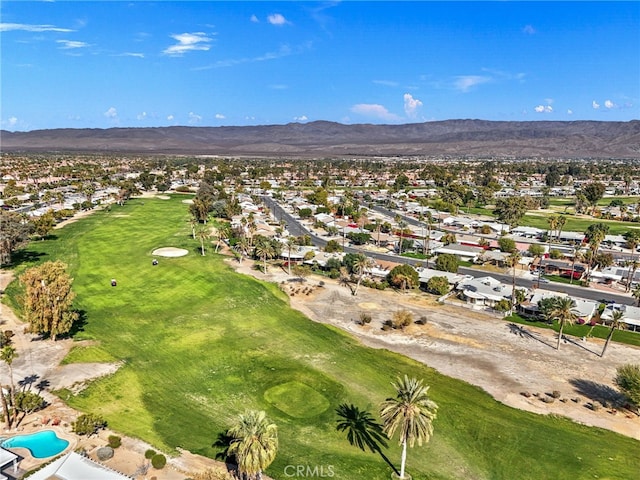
<box><xmin>1</xmin><ymin>430</ymin><xmax>69</xmax><ymax>458</ymax></box>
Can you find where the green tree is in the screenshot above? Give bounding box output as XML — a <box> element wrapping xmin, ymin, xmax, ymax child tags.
<box><xmin>227</xmin><ymin>410</ymin><xmax>278</xmax><ymax>480</ymax></box>
<box><xmin>494</xmin><ymin>197</ymin><xmax>528</xmax><ymax>227</ymax></box>
<box><xmin>20</xmin><ymin>261</ymin><xmax>79</xmax><ymax>341</ymax></box>
<box><xmin>435</xmin><ymin>253</ymin><xmax>459</xmax><ymax>273</ymax></box>
<box><xmin>33</xmin><ymin>210</ymin><xmax>55</xmax><ymax>240</ymax></box>
<box><xmin>549</xmin><ymin>297</ymin><xmax>578</xmax><ymax>350</ymax></box>
<box><xmin>601</xmin><ymin>309</ymin><xmax>626</xmax><ymax>358</ymax></box>
<box><xmin>615</xmin><ymin>364</ymin><xmax>640</xmax><ymax>409</ymax></box>
<box><xmin>426</xmin><ymin>276</ymin><xmax>450</xmax><ymax>296</ymax></box>
<box><xmin>498</xmin><ymin>237</ymin><xmax>516</xmax><ymax>253</ymax></box>
<box><xmin>0</xmin><ymin>345</ymin><xmax>18</xmax><ymax>425</ymax></box>
<box><xmin>0</xmin><ymin>211</ymin><xmax>33</xmax><ymax>266</ymax></box>
<box><xmin>352</xmin><ymin>253</ymin><xmax>373</xmax><ymax>296</ymax></box>
<box><xmin>582</xmin><ymin>182</ymin><xmax>606</xmax><ymax>213</ymax></box>
<box><xmin>73</xmin><ymin>413</ymin><xmax>107</xmax><ymax>436</ymax></box>
<box><xmin>380</xmin><ymin>376</ymin><xmax>438</xmax><ymax>480</ymax></box>
<box><xmin>387</xmin><ymin>264</ymin><xmax>419</xmax><ymax>291</ymax></box>
<box><xmin>507</xmin><ymin>251</ymin><xmax>522</xmax><ymax>314</ymax></box>
<box><xmin>196</xmin><ymin>224</ymin><xmax>210</xmax><ymax>256</ymax></box>
<box><xmin>585</xmin><ymin>223</ymin><xmax>609</xmax><ymax>278</ymax></box>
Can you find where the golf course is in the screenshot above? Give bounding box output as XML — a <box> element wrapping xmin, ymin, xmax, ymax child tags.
<box><xmin>4</xmin><ymin>195</ymin><xmax>640</xmax><ymax>480</ymax></box>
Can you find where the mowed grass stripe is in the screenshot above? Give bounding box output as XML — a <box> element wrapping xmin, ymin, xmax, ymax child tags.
<box><xmin>4</xmin><ymin>196</ymin><xmax>639</xmax><ymax>480</ymax></box>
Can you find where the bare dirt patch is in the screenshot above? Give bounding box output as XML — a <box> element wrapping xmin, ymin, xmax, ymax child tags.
<box><xmin>229</xmin><ymin>259</ymin><xmax>640</xmax><ymax>440</ymax></box>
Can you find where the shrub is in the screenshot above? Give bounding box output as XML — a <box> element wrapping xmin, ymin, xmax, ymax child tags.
<box><xmin>145</xmin><ymin>449</ymin><xmax>157</xmax><ymax>459</ymax></box>
<box><xmin>108</xmin><ymin>435</ymin><xmax>121</xmax><ymax>448</ymax></box>
<box><xmin>72</xmin><ymin>413</ymin><xmax>107</xmax><ymax>436</ymax></box>
<box><xmin>426</xmin><ymin>276</ymin><xmax>450</xmax><ymax>296</ymax></box>
<box><xmin>392</xmin><ymin>310</ymin><xmax>414</xmax><ymax>330</ymax></box>
<box><xmin>520</xmin><ymin>391</ymin><xmax>532</xmax><ymax>398</ymax></box>
<box><xmin>151</xmin><ymin>453</ymin><xmax>167</xmax><ymax>469</ymax></box>
<box><xmin>358</xmin><ymin>312</ymin><xmax>372</xmax><ymax>325</ymax></box>
<box><xmin>415</xmin><ymin>316</ymin><xmax>428</xmax><ymax>325</ymax></box>
<box><xmin>551</xmin><ymin>390</ymin><xmax>561</xmax><ymax>399</ymax></box>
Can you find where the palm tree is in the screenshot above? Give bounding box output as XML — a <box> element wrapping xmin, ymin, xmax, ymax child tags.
<box><xmin>254</xmin><ymin>238</ymin><xmax>275</xmax><ymax>274</ymax></box>
<box><xmin>352</xmin><ymin>253</ymin><xmax>373</xmax><ymax>296</ymax></box>
<box><xmin>601</xmin><ymin>309</ymin><xmax>626</xmax><ymax>358</ymax></box>
<box><xmin>556</xmin><ymin>215</ymin><xmax>567</xmax><ymax>242</ymax></box>
<box><xmin>214</xmin><ymin>222</ymin><xmax>231</xmax><ymax>253</ymax></box>
<box><xmin>584</xmin><ymin>223</ymin><xmax>609</xmax><ymax>280</ymax></box>
<box><xmin>397</xmin><ymin>218</ymin><xmax>408</xmax><ymax>255</ymax></box>
<box><xmin>507</xmin><ymin>251</ymin><xmax>522</xmax><ymax>314</ymax></box>
<box><xmin>189</xmin><ymin>216</ymin><xmax>198</xmax><ymax>239</ymax></box>
<box><xmin>335</xmin><ymin>403</ymin><xmax>396</xmax><ymax>474</ymax></box>
<box><xmin>232</xmin><ymin>237</ymin><xmax>249</xmax><ymax>264</ymax></box>
<box><xmin>380</xmin><ymin>375</ymin><xmax>438</xmax><ymax>480</ymax></box>
<box><xmin>549</xmin><ymin>297</ymin><xmax>578</xmax><ymax>350</ymax></box>
<box><xmin>569</xmin><ymin>244</ymin><xmax>584</xmax><ymax>285</ymax></box>
<box><xmin>632</xmin><ymin>283</ymin><xmax>640</xmax><ymax>307</ymax></box>
<box><xmin>0</xmin><ymin>345</ymin><xmax>18</xmax><ymax>424</ymax></box>
<box><xmin>285</xmin><ymin>237</ymin><xmax>298</xmax><ymax>276</ymax></box>
<box><xmin>547</xmin><ymin>216</ymin><xmax>559</xmax><ymax>252</ymax></box>
<box><xmin>227</xmin><ymin>410</ymin><xmax>278</xmax><ymax>480</ymax></box>
<box><xmin>195</xmin><ymin>224</ymin><xmax>210</xmax><ymax>256</ymax></box>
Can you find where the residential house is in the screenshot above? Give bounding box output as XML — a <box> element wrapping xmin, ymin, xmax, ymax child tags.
<box><xmin>456</xmin><ymin>276</ymin><xmax>511</xmax><ymax>308</ymax></box>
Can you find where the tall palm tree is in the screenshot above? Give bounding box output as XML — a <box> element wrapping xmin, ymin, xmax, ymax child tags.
<box><xmin>507</xmin><ymin>251</ymin><xmax>522</xmax><ymax>314</ymax></box>
<box><xmin>584</xmin><ymin>223</ymin><xmax>609</xmax><ymax>280</ymax></box>
<box><xmin>254</xmin><ymin>238</ymin><xmax>275</xmax><ymax>274</ymax></box>
<box><xmin>569</xmin><ymin>244</ymin><xmax>584</xmax><ymax>285</ymax></box>
<box><xmin>547</xmin><ymin>216</ymin><xmax>559</xmax><ymax>253</ymax></box>
<box><xmin>380</xmin><ymin>375</ymin><xmax>438</xmax><ymax>480</ymax></box>
<box><xmin>556</xmin><ymin>215</ymin><xmax>567</xmax><ymax>242</ymax></box>
<box><xmin>195</xmin><ymin>224</ymin><xmax>210</xmax><ymax>256</ymax></box>
<box><xmin>601</xmin><ymin>309</ymin><xmax>626</xmax><ymax>358</ymax></box>
<box><xmin>0</xmin><ymin>345</ymin><xmax>18</xmax><ymax>424</ymax></box>
<box><xmin>233</xmin><ymin>237</ymin><xmax>249</xmax><ymax>264</ymax></box>
<box><xmin>227</xmin><ymin>410</ymin><xmax>278</xmax><ymax>480</ymax></box>
<box><xmin>352</xmin><ymin>253</ymin><xmax>373</xmax><ymax>296</ymax></box>
<box><xmin>549</xmin><ymin>297</ymin><xmax>578</xmax><ymax>350</ymax></box>
<box><xmin>285</xmin><ymin>237</ymin><xmax>298</xmax><ymax>276</ymax></box>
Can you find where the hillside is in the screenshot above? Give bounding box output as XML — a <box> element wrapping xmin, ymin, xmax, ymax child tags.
<box><xmin>2</xmin><ymin>119</ymin><xmax>640</xmax><ymax>158</ymax></box>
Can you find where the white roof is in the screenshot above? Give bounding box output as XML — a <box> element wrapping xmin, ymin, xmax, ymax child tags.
<box><xmin>28</xmin><ymin>451</ymin><xmax>132</xmax><ymax>480</ymax></box>
<box><xmin>0</xmin><ymin>448</ymin><xmax>17</xmax><ymax>469</ymax></box>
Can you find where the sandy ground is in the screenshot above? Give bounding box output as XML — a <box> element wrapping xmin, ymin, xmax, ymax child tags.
<box><xmin>229</xmin><ymin>258</ymin><xmax>640</xmax><ymax>441</ymax></box>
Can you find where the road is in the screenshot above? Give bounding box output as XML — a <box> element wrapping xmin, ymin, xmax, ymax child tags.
<box><xmin>261</xmin><ymin>196</ymin><xmax>636</xmax><ymax>306</ymax></box>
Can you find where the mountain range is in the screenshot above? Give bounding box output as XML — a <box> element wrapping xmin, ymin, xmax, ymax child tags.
<box><xmin>2</xmin><ymin>120</ymin><xmax>639</xmax><ymax>158</ymax></box>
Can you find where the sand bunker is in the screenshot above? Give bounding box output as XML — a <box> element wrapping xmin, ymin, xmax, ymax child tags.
<box><xmin>152</xmin><ymin>247</ymin><xmax>189</xmax><ymax>257</ymax></box>
<box><xmin>156</xmin><ymin>195</ymin><xmax>171</xmax><ymax>200</ymax></box>
<box><xmin>182</xmin><ymin>199</ymin><xmax>194</xmax><ymax>205</ymax></box>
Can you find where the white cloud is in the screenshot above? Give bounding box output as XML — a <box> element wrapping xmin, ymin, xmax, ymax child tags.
<box><xmin>167</xmin><ymin>115</ymin><xmax>174</xmax><ymax>121</ymax></box>
<box><xmin>188</xmin><ymin>112</ymin><xmax>202</xmax><ymax>124</ymax></box>
<box><xmin>57</xmin><ymin>40</ymin><xmax>90</xmax><ymax>49</ymax></box>
<box><xmin>118</xmin><ymin>52</ymin><xmax>144</xmax><ymax>58</ymax></box>
<box><xmin>137</xmin><ymin>112</ymin><xmax>147</xmax><ymax>120</ymax></box>
<box><xmin>0</xmin><ymin>23</ymin><xmax>73</xmax><ymax>32</ymax></box>
<box><xmin>534</xmin><ymin>105</ymin><xmax>553</xmax><ymax>113</ymax></box>
<box><xmin>8</xmin><ymin>117</ymin><xmax>18</xmax><ymax>127</ymax></box>
<box><xmin>454</xmin><ymin>75</ymin><xmax>491</xmax><ymax>92</ymax></box>
<box><xmin>604</xmin><ymin>99</ymin><xmax>616</xmax><ymax>109</ymax></box>
<box><xmin>250</xmin><ymin>14</ymin><xmax>259</xmax><ymax>23</ymax></box>
<box><xmin>403</xmin><ymin>93</ymin><xmax>423</xmax><ymax>119</ymax></box>
<box><xmin>163</xmin><ymin>32</ymin><xmax>213</xmax><ymax>56</ymax></box>
<box><xmin>350</xmin><ymin>104</ymin><xmax>402</xmax><ymax>122</ymax></box>
<box><xmin>269</xmin><ymin>84</ymin><xmax>288</xmax><ymax>90</ymax></box>
<box><xmin>294</xmin><ymin>115</ymin><xmax>308</xmax><ymax>122</ymax></box>
<box><xmin>104</xmin><ymin>107</ymin><xmax>118</xmax><ymax>119</ymax></box>
<box><xmin>215</xmin><ymin>113</ymin><xmax>226</xmax><ymax>119</ymax></box>
<box><xmin>522</xmin><ymin>25</ymin><xmax>536</xmax><ymax>35</ymax></box>
<box><xmin>567</xmin><ymin>109</ymin><xmax>573</xmax><ymax>115</ymax></box>
<box><xmin>592</xmin><ymin>100</ymin><xmax>600</xmax><ymax>109</ymax></box>
<box><xmin>267</xmin><ymin>13</ymin><xmax>289</xmax><ymax>26</ymax></box>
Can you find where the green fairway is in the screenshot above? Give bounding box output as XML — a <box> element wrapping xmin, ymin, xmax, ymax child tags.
<box><xmin>4</xmin><ymin>196</ymin><xmax>640</xmax><ymax>480</ymax></box>
<box><xmin>519</xmin><ymin>213</ymin><xmax>639</xmax><ymax>235</ymax></box>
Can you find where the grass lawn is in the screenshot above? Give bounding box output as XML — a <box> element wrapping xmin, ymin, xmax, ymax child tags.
<box><xmin>519</xmin><ymin>214</ymin><xmax>639</xmax><ymax>236</ymax></box>
<box><xmin>4</xmin><ymin>196</ymin><xmax>640</xmax><ymax>480</ymax></box>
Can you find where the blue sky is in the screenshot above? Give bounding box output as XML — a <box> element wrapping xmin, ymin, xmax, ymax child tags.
<box><xmin>1</xmin><ymin>1</ymin><xmax>638</xmax><ymax>131</ymax></box>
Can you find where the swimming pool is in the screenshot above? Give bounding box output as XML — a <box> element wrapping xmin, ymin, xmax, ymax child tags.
<box><xmin>1</xmin><ymin>430</ymin><xmax>69</xmax><ymax>458</ymax></box>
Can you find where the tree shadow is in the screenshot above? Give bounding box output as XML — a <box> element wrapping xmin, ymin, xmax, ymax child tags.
<box><xmin>335</xmin><ymin>403</ymin><xmax>398</xmax><ymax>475</ymax></box>
<box><xmin>568</xmin><ymin>378</ymin><xmax>626</xmax><ymax>407</ymax></box>
<box><xmin>212</xmin><ymin>431</ymin><xmax>237</xmax><ymax>475</ymax></box>
<box><xmin>6</xmin><ymin>250</ymin><xmax>47</xmax><ymax>269</ymax></box>
<box><xmin>562</xmin><ymin>336</ymin><xmax>600</xmax><ymax>357</ymax></box>
<box><xmin>506</xmin><ymin>323</ymin><xmax>554</xmax><ymax>349</ymax></box>
<box><xmin>18</xmin><ymin>373</ymin><xmax>40</xmax><ymax>391</ymax></box>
